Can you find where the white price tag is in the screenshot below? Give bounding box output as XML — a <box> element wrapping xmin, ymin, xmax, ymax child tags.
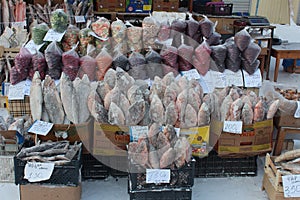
<box><xmin>223</xmin><ymin>121</ymin><xmax>243</xmax><ymax>134</ymax></box>
<box><xmin>43</xmin><ymin>29</ymin><xmax>66</xmax><ymax>42</ymax></box>
<box><xmin>224</xmin><ymin>69</ymin><xmax>244</xmax><ymax>87</ymax></box>
<box><xmin>25</xmin><ymin>40</ymin><xmax>45</xmax><ymax>54</ymax></box>
<box><xmin>75</xmin><ymin>16</ymin><xmax>86</xmax><ymax>23</ymax></box>
<box><xmin>3</xmin><ymin>27</ymin><xmax>14</xmax><ymax>39</ymax></box>
<box><xmin>89</xmin><ymin>31</ymin><xmax>109</xmax><ymax>41</ymax></box>
<box><xmin>11</xmin><ymin>21</ymin><xmax>26</xmax><ymax>28</ymax></box>
<box><xmin>282</xmin><ymin>175</ymin><xmax>300</xmax><ymax>197</ymax></box>
<box><xmin>174</xmin><ymin>128</ymin><xmax>180</xmax><ymax>137</ymax></box>
<box><xmin>28</xmin><ymin>120</ymin><xmax>54</xmax><ymax>136</ymax></box>
<box><xmin>23</xmin><ymin>79</ymin><xmax>32</xmax><ymax>96</ymax></box>
<box><xmin>198</xmin><ymin>75</ymin><xmax>210</xmax><ymax>94</ymax></box>
<box><xmin>8</xmin><ymin>81</ymin><xmax>25</xmax><ymax>100</ymax></box>
<box><xmin>243</xmin><ymin>69</ymin><xmax>262</xmax><ymax>88</ymax></box>
<box><xmin>146</xmin><ymin>169</ymin><xmax>171</xmax><ymax>184</ymax></box>
<box><xmin>24</xmin><ymin>162</ymin><xmax>55</xmax><ymax>182</ymax></box>
<box><xmin>294</xmin><ymin>101</ymin><xmax>300</xmax><ymax>118</ymax></box>
<box><xmin>210</xmin><ymin>71</ymin><xmax>226</xmax><ymax>88</ymax></box>
<box><xmin>201</xmin><ymin>71</ymin><xmax>215</xmax><ymax>93</ymax></box>
<box><xmin>129</xmin><ymin>126</ymin><xmax>148</xmax><ymax>142</ymax></box>
<box><xmin>181</xmin><ymin>69</ymin><xmax>201</xmax><ymax>81</ymax></box>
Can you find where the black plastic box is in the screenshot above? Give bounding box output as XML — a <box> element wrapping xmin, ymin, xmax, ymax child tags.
<box><xmin>194</xmin><ymin>151</ymin><xmax>257</xmax><ymax>177</ymax></box>
<box><xmin>206</xmin><ymin>3</ymin><xmax>233</xmax><ymax>16</ymax></box>
<box><xmin>81</xmin><ymin>154</ymin><xmax>110</xmax><ymax>179</ymax></box>
<box><xmin>129</xmin><ymin>187</ymin><xmax>192</xmax><ymax>200</ymax></box>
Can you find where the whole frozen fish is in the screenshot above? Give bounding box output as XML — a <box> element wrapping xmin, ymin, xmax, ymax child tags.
<box><xmin>165</xmin><ymin>101</ymin><xmax>178</xmax><ymax>126</ymax></box>
<box><xmin>127</xmin><ymin>100</ymin><xmax>146</xmax><ymax>125</ymax></box>
<box><xmin>87</xmin><ymin>90</ymin><xmax>108</xmax><ymax>123</ymax></box>
<box><xmin>104</xmin><ymin>68</ymin><xmax>117</xmax><ymax>89</ymax></box>
<box><xmin>149</xmin><ymin>94</ymin><xmax>165</xmax><ymax>124</ymax></box>
<box><xmin>198</xmin><ymin>102</ymin><xmax>210</xmax><ymax>126</ymax></box>
<box><xmin>242</xmin><ymin>102</ymin><xmax>253</xmax><ymax>125</ymax></box>
<box><xmin>108</xmin><ymin>102</ymin><xmax>125</xmax><ymax>125</ymax></box>
<box><xmin>30</xmin><ymin>71</ymin><xmax>43</xmax><ymax>121</ymax></box>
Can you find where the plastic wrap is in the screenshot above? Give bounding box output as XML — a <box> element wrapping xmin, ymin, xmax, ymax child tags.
<box><xmin>95</xmin><ymin>38</ymin><xmax>112</xmax><ymax>53</ymax></box>
<box><xmin>111</xmin><ymin>40</ymin><xmax>127</xmax><ymax>55</ymax></box>
<box><xmin>199</xmin><ymin>16</ymin><xmax>214</xmax><ymax>38</ymax></box>
<box><xmin>157</xmin><ymin>21</ymin><xmax>171</xmax><ymax>41</ymax></box>
<box><xmin>62</xmin><ymin>25</ymin><xmax>80</xmax><ymax>52</ymax></box>
<box><xmin>79</xmin><ymin>28</ymin><xmax>93</xmax><ymax>56</ymax></box>
<box><xmin>79</xmin><ymin>55</ymin><xmax>97</xmax><ymax>81</ymax></box>
<box><xmin>95</xmin><ymin>47</ymin><xmax>113</xmax><ymax>80</ymax></box>
<box><xmin>143</xmin><ymin>15</ymin><xmax>160</xmax><ymax>49</ymax></box>
<box><xmin>145</xmin><ymin>47</ymin><xmax>161</xmax><ymax>63</ymax></box>
<box><xmin>50</xmin><ymin>9</ymin><xmax>68</xmax><ymax>33</ymax></box>
<box><xmin>112</xmin><ymin>48</ymin><xmax>130</xmax><ymax>71</ymax></box>
<box><xmin>127</xmin><ymin>22</ymin><xmax>143</xmax><ymax>44</ymax></box>
<box><xmin>194</xmin><ymin>41</ymin><xmax>211</xmax><ymax>75</ymax></box>
<box><xmin>242</xmin><ymin>42</ymin><xmax>261</xmax><ymax>64</ymax></box>
<box><xmin>62</xmin><ymin>48</ymin><xmax>80</xmax><ymax>81</ymax></box>
<box><xmin>10</xmin><ymin>67</ymin><xmax>27</xmax><ymax>85</ymax></box>
<box><xmin>234</xmin><ymin>28</ymin><xmax>251</xmax><ymax>51</ymax></box>
<box><xmin>14</xmin><ymin>47</ymin><xmax>32</xmax><ymax>75</ymax></box>
<box><xmin>160</xmin><ymin>45</ymin><xmax>178</xmax><ymax>70</ymax></box>
<box><xmin>128</xmin><ymin>65</ymin><xmax>148</xmax><ymax>80</ymax></box>
<box><xmin>45</xmin><ymin>41</ymin><xmax>63</xmax><ymax>79</ymax></box>
<box><xmin>226</xmin><ymin>58</ymin><xmax>241</xmax><ymax>72</ymax></box>
<box><xmin>32</xmin><ymin>23</ymin><xmax>49</xmax><ymax>45</ymax></box>
<box><xmin>242</xmin><ymin>59</ymin><xmax>260</xmax><ymax>75</ymax></box>
<box><xmin>30</xmin><ymin>51</ymin><xmax>47</xmax><ymax>80</ymax></box>
<box><xmin>206</xmin><ymin>31</ymin><xmax>221</xmax><ymax>46</ymax></box>
<box><xmin>224</xmin><ymin>37</ymin><xmax>241</xmax><ymax>72</ymax></box>
<box><xmin>186</xmin><ymin>13</ymin><xmax>199</xmax><ymax>38</ymax></box>
<box><xmin>146</xmin><ymin>63</ymin><xmax>164</xmax><ymax>79</ymax></box>
<box><xmin>91</xmin><ymin>17</ymin><xmax>110</xmax><ymax>39</ymax></box>
<box><xmin>128</xmin><ymin>51</ymin><xmax>146</xmax><ymax>67</ymax></box>
<box><xmin>111</xmin><ymin>18</ymin><xmax>127</xmax><ymax>44</ymax></box>
<box><xmin>178</xmin><ymin>41</ymin><xmax>194</xmax><ymax>71</ymax></box>
<box><xmin>170</xmin><ymin>19</ymin><xmax>187</xmax><ymax>48</ymax></box>
<box><xmin>210</xmin><ymin>45</ymin><xmax>227</xmax><ymax>73</ymax></box>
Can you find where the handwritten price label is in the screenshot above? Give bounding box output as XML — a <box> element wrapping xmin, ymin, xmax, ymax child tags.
<box><xmin>43</xmin><ymin>29</ymin><xmax>66</xmax><ymax>42</ymax></box>
<box><xmin>129</xmin><ymin>126</ymin><xmax>148</xmax><ymax>142</ymax></box>
<box><xmin>223</xmin><ymin>121</ymin><xmax>243</xmax><ymax>134</ymax></box>
<box><xmin>25</xmin><ymin>40</ymin><xmax>45</xmax><ymax>54</ymax></box>
<box><xmin>181</xmin><ymin>69</ymin><xmax>201</xmax><ymax>80</ymax></box>
<box><xmin>283</xmin><ymin>175</ymin><xmax>300</xmax><ymax>197</ymax></box>
<box><xmin>146</xmin><ymin>169</ymin><xmax>171</xmax><ymax>184</ymax></box>
<box><xmin>224</xmin><ymin>69</ymin><xmax>243</xmax><ymax>87</ymax></box>
<box><xmin>8</xmin><ymin>81</ymin><xmax>25</xmax><ymax>100</ymax></box>
<box><xmin>24</xmin><ymin>162</ymin><xmax>55</xmax><ymax>182</ymax></box>
<box><xmin>294</xmin><ymin>102</ymin><xmax>300</xmax><ymax>118</ymax></box>
<box><xmin>28</xmin><ymin>120</ymin><xmax>54</xmax><ymax>136</ymax></box>
<box><xmin>243</xmin><ymin>69</ymin><xmax>262</xmax><ymax>88</ymax></box>
<box><xmin>23</xmin><ymin>79</ymin><xmax>32</xmax><ymax>96</ymax></box>
<box><xmin>209</xmin><ymin>71</ymin><xmax>226</xmax><ymax>88</ymax></box>
<box><xmin>75</xmin><ymin>16</ymin><xmax>86</xmax><ymax>23</ymax></box>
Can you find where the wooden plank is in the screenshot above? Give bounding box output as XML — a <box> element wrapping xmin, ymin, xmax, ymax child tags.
<box><xmin>264</xmin><ymin>153</ymin><xmax>284</xmax><ymax>192</ymax></box>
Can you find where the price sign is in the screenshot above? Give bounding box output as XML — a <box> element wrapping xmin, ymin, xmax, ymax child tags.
<box><xmin>181</xmin><ymin>69</ymin><xmax>201</xmax><ymax>81</ymax></box>
<box><xmin>198</xmin><ymin>76</ymin><xmax>210</xmax><ymax>94</ymax></box>
<box><xmin>75</xmin><ymin>16</ymin><xmax>86</xmax><ymax>23</ymax></box>
<box><xmin>146</xmin><ymin>169</ymin><xmax>171</xmax><ymax>184</ymax></box>
<box><xmin>223</xmin><ymin>121</ymin><xmax>243</xmax><ymax>134</ymax></box>
<box><xmin>3</xmin><ymin>27</ymin><xmax>14</xmax><ymax>39</ymax></box>
<box><xmin>129</xmin><ymin>126</ymin><xmax>148</xmax><ymax>142</ymax></box>
<box><xmin>243</xmin><ymin>69</ymin><xmax>262</xmax><ymax>88</ymax></box>
<box><xmin>11</xmin><ymin>21</ymin><xmax>26</xmax><ymax>28</ymax></box>
<box><xmin>209</xmin><ymin>71</ymin><xmax>226</xmax><ymax>88</ymax></box>
<box><xmin>89</xmin><ymin>31</ymin><xmax>109</xmax><ymax>41</ymax></box>
<box><xmin>43</xmin><ymin>29</ymin><xmax>66</xmax><ymax>42</ymax></box>
<box><xmin>23</xmin><ymin>79</ymin><xmax>32</xmax><ymax>96</ymax></box>
<box><xmin>28</xmin><ymin>120</ymin><xmax>54</xmax><ymax>136</ymax></box>
<box><xmin>282</xmin><ymin>175</ymin><xmax>300</xmax><ymax>197</ymax></box>
<box><xmin>201</xmin><ymin>71</ymin><xmax>215</xmax><ymax>93</ymax></box>
<box><xmin>294</xmin><ymin>101</ymin><xmax>300</xmax><ymax>118</ymax></box>
<box><xmin>25</xmin><ymin>40</ymin><xmax>45</xmax><ymax>54</ymax></box>
<box><xmin>224</xmin><ymin>69</ymin><xmax>244</xmax><ymax>87</ymax></box>
<box><xmin>8</xmin><ymin>81</ymin><xmax>25</xmax><ymax>100</ymax></box>
<box><xmin>24</xmin><ymin>162</ymin><xmax>55</xmax><ymax>182</ymax></box>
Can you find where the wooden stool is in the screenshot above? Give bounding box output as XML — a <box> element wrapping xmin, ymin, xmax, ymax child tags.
<box><xmin>273</xmin><ymin>126</ymin><xmax>300</xmax><ymax>156</ymax></box>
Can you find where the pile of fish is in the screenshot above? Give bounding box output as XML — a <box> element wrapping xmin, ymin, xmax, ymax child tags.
<box><xmin>128</xmin><ymin>124</ymin><xmax>192</xmax><ymax>170</ymax></box>
<box><xmin>214</xmin><ymin>86</ymin><xmax>280</xmax><ymax>124</ymax></box>
<box><xmin>16</xmin><ymin>141</ymin><xmax>82</xmax><ymax>165</ymax></box>
<box><xmin>275</xmin><ymin>88</ymin><xmax>300</xmax><ymax>101</ymax></box>
<box><xmin>0</xmin><ymin>112</ymin><xmax>33</xmax><ymax>136</ymax></box>
<box><xmin>274</xmin><ymin>149</ymin><xmax>300</xmax><ymax>175</ymax></box>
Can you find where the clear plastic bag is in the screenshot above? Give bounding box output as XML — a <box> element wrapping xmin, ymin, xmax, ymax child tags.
<box><xmin>62</xmin><ymin>25</ymin><xmax>80</xmax><ymax>52</ymax></box>
<box><xmin>206</xmin><ymin>31</ymin><xmax>221</xmax><ymax>46</ymax></box>
<box><xmin>143</xmin><ymin>14</ymin><xmax>160</xmax><ymax>49</ymax></box>
<box><xmin>242</xmin><ymin>59</ymin><xmax>260</xmax><ymax>75</ymax></box>
<box><xmin>234</xmin><ymin>28</ymin><xmax>251</xmax><ymax>51</ymax></box>
<box><xmin>128</xmin><ymin>51</ymin><xmax>146</xmax><ymax>67</ymax></box>
<box><xmin>242</xmin><ymin>42</ymin><xmax>261</xmax><ymax>65</ymax></box>
<box><xmin>126</xmin><ymin>21</ymin><xmax>143</xmax><ymax>44</ymax></box>
<box><xmin>62</xmin><ymin>47</ymin><xmax>80</xmax><ymax>81</ymax></box>
<box><xmin>10</xmin><ymin>66</ymin><xmax>27</xmax><ymax>85</ymax></box>
<box><xmin>160</xmin><ymin>45</ymin><xmax>178</xmax><ymax>70</ymax></box>
<box><xmin>199</xmin><ymin>16</ymin><xmax>214</xmax><ymax>38</ymax></box>
<box><xmin>32</xmin><ymin>23</ymin><xmax>49</xmax><ymax>45</ymax></box>
<box><xmin>50</xmin><ymin>9</ymin><xmax>68</xmax><ymax>33</ymax></box>
<box><xmin>112</xmin><ymin>47</ymin><xmax>130</xmax><ymax>71</ymax></box>
<box><xmin>91</xmin><ymin>17</ymin><xmax>111</xmax><ymax>39</ymax></box>
<box><xmin>186</xmin><ymin>13</ymin><xmax>199</xmax><ymax>38</ymax></box>
<box><xmin>210</xmin><ymin>44</ymin><xmax>227</xmax><ymax>73</ymax></box>
<box><xmin>29</xmin><ymin>51</ymin><xmax>47</xmax><ymax>80</ymax></box>
<box><xmin>157</xmin><ymin>21</ymin><xmax>171</xmax><ymax>41</ymax></box>
<box><xmin>79</xmin><ymin>55</ymin><xmax>97</xmax><ymax>81</ymax></box>
<box><xmin>224</xmin><ymin>37</ymin><xmax>241</xmax><ymax>72</ymax></box>
<box><xmin>145</xmin><ymin>46</ymin><xmax>161</xmax><ymax>64</ymax></box>
<box><xmin>194</xmin><ymin>40</ymin><xmax>211</xmax><ymax>75</ymax></box>
<box><xmin>178</xmin><ymin>36</ymin><xmax>194</xmax><ymax>71</ymax></box>
<box><xmin>95</xmin><ymin>47</ymin><xmax>113</xmax><ymax>80</ymax></box>
<box><xmin>14</xmin><ymin>47</ymin><xmax>32</xmax><ymax>74</ymax></box>
<box><xmin>111</xmin><ymin>18</ymin><xmax>127</xmax><ymax>44</ymax></box>
<box><xmin>45</xmin><ymin>41</ymin><xmax>63</xmax><ymax>79</ymax></box>
<box><xmin>79</xmin><ymin>28</ymin><xmax>93</xmax><ymax>56</ymax></box>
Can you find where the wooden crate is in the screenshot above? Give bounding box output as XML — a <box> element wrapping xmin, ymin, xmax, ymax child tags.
<box><xmin>274</xmin><ymin>116</ymin><xmax>300</xmax><ymax>128</ymax></box>
<box><xmin>264</xmin><ymin>153</ymin><xmax>284</xmax><ymax>192</ymax></box>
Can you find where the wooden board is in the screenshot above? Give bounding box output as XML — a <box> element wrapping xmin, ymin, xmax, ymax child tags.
<box><xmin>264</xmin><ymin>153</ymin><xmax>284</xmax><ymax>192</ymax></box>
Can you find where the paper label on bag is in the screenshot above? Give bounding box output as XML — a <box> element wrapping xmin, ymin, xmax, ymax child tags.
<box><xmin>24</xmin><ymin>162</ymin><xmax>55</xmax><ymax>182</ymax></box>
<box><xmin>75</xmin><ymin>16</ymin><xmax>86</xmax><ymax>23</ymax></box>
<box><xmin>243</xmin><ymin>69</ymin><xmax>262</xmax><ymax>88</ymax></box>
<box><xmin>129</xmin><ymin>126</ymin><xmax>148</xmax><ymax>142</ymax></box>
<box><xmin>25</xmin><ymin>40</ymin><xmax>45</xmax><ymax>54</ymax></box>
<box><xmin>23</xmin><ymin>79</ymin><xmax>32</xmax><ymax>96</ymax></box>
<box><xmin>201</xmin><ymin>71</ymin><xmax>215</xmax><ymax>93</ymax></box>
<box><xmin>282</xmin><ymin>175</ymin><xmax>300</xmax><ymax>197</ymax></box>
<box><xmin>294</xmin><ymin>101</ymin><xmax>300</xmax><ymax>118</ymax></box>
<box><xmin>146</xmin><ymin>169</ymin><xmax>171</xmax><ymax>184</ymax></box>
<box><xmin>28</xmin><ymin>120</ymin><xmax>54</xmax><ymax>136</ymax></box>
<box><xmin>224</xmin><ymin>69</ymin><xmax>244</xmax><ymax>87</ymax></box>
<box><xmin>8</xmin><ymin>81</ymin><xmax>25</xmax><ymax>100</ymax></box>
<box><xmin>89</xmin><ymin>31</ymin><xmax>109</xmax><ymax>41</ymax></box>
<box><xmin>210</xmin><ymin>71</ymin><xmax>226</xmax><ymax>88</ymax></box>
<box><xmin>223</xmin><ymin>121</ymin><xmax>243</xmax><ymax>134</ymax></box>
<box><xmin>11</xmin><ymin>21</ymin><xmax>26</xmax><ymax>28</ymax></box>
<box><xmin>43</xmin><ymin>29</ymin><xmax>66</xmax><ymax>42</ymax></box>
<box><xmin>181</xmin><ymin>69</ymin><xmax>201</xmax><ymax>80</ymax></box>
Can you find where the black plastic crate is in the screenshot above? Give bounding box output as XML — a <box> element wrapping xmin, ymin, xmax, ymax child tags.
<box><xmin>129</xmin><ymin>160</ymin><xmax>195</xmax><ymax>191</ymax></box>
<box><xmin>14</xmin><ymin>146</ymin><xmax>82</xmax><ymax>186</ymax></box>
<box><xmin>194</xmin><ymin>151</ymin><xmax>257</xmax><ymax>177</ymax></box>
<box><xmin>206</xmin><ymin>3</ymin><xmax>233</xmax><ymax>16</ymax></box>
<box><xmin>129</xmin><ymin>188</ymin><xmax>192</xmax><ymax>200</ymax></box>
<box><xmin>81</xmin><ymin>154</ymin><xmax>110</xmax><ymax>179</ymax></box>
<box><xmin>109</xmin><ymin>155</ymin><xmax>128</xmax><ymax>178</ymax></box>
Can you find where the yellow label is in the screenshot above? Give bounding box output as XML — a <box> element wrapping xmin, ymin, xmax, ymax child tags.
<box><xmin>143</xmin><ymin>5</ymin><xmax>152</xmax><ymax>11</ymax></box>
<box><xmin>254</xmin><ymin>119</ymin><xmax>273</xmax><ymax>129</ymax></box>
<box><xmin>219</xmin><ymin>143</ymin><xmax>271</xmax><ymax>153</ymax></box>
<box><xmin>219</xmin><ymin>146</ymin><xmax>240</xmax><ymax>153</ymax></box>
<box><xmin>252</xmin><ymin>144</ymin><xmax>271</xmax><ymax>151</ymax></box>
<box><xmin>180</xmin><ymin>126</ymin><xmax>210</xmax><ymax>145</ymax></box>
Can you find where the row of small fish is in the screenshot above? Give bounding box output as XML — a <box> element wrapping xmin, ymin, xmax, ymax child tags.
<box><xmin>274</xmin><ymin>149</ymin><xmax>300</xmax><ymax>175</ymax></box>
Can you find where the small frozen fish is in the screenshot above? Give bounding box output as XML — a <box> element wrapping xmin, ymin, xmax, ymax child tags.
<box><xmin>87</xmin><ymin>90</ymin><xmax>108</xmax><ymax>123</ymax></box>
<box><xmin>198</xmin><ymin>102</ymin><xmax>210</xmax><ymax>126</ymax></box>
<box><xmin>253</xmin><ymin>99</ymin><xmax>265</xmax><ymax>122</ymax></box>
<box><xmin>267</xmin><ymin>99</ymin><xmax>280</xmax><ymax>119</ymax></box>
<box><xmin>149</xmin><ymin>94</ymin><xmax>165</xmax><ymax>124</ymax></box>
<box><xmin>229</xmin><ymin>98</ymin><xmax>243</xmax><ymax>121</ymax></box>
<box><xmin>108</xmin><ymin>102</ymin><xmax>125</xmax><ymax>125</ymax></box>
<box><xmin>165</xmin><ymin>101</ymin><xmax>178</xmax><ymax>126</ymax></box>
<box><xmin>30</xmin><ymin>71</ymin><xmax>43</xmax><ymax>121</ymax></box>
<box><xmin>220</xmin><ymin>95</ymin><xmax>233</xmax><ymax>121</ymax></box>
<box><xmin>127</xmin><ymin>100</ymin><xmax>146</xmax><ymax>125</ymax></box>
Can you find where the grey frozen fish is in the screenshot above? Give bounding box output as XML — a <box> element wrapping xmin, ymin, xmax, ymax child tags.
<box><xmin>43</xmin><ymin>75</ymin><xmax>65</xmax><ymax>124</ymax></box>
<box><xmin>119</xmin><ymin>93</ymin><xmax>130</xmax><ymax>120</ymax></box>
<box><xmin>163</xmin><ymin>85</ymin><xmax>177</xmax><ymax>108</ymax></box>
<box><xmin>220</xmin><ymin>95</ymin><xmax>233</xmax><ymax>121</ymax></box>
<box><xmin>165</xmin><ymin>101</ymin><xmax>178</xmax><ymax>126</ymax></box>
<box><xmin>139</xmin><ymin>102</ymin><xmax>152</xmax><ymax>126</ymax></box>
<box><xmin>30</xmin><ymin>71</ymin><xmax>43</xmax><ymax>121</ymax></box>
<box><xmin>176</xmin><ymin>89</ymin><xmax>188</xmax><ymax>123</ymax></box>
<box><xmin>60</xmin><ymin>72</ymin><xmax>79</xmax><ymax>124</ymax></box>
<box><xmin>176</xmin><ymin>76</ymin><xmax>189</xmax><ymax>93</ymax></box>
<box><xmin>127</xmin><ymin>85</ymin><xmax>144</xmax><ymax>104</ymax></box>
<box><xmin>115</xmin><ymin>68</ymin><xmax>134</xmax><ymax>94</ymax></box>
<box><xmin>188</xmin><ymin>88</ymin><xmax>202</xmax><ymax>113</ymax></box>
<box><xmin>181</xmin><ymin>104</ymin><xmax>198</xmax><ymax>128</ymax></box>
<box><xmin>104</xmin><ymin>68</ymin><xmax>117</xmax><ymax>89</ymax></box>
<box><xmin>104</xmin><ymin>86</ymin><xmax>121</xmax><ymax>110</ymax></box>
<box><xmin>242</xmin><ymin>102</ymin><xmax>253</xmax><ymax>125</ymax></box>
<box><xmin>41</xmin><ymin>104</ymin><xmax>50</xmax><ymax>122</ymax></box>
<box><xmin>108</xmin><ymin>102</ymin><xmax>125</xmax><ymax>125</ymax></box>
<box><xmin>150</xmin><ymin>76</ymin><xmax>166</xmax><ymax>101</ymax></box>
<box><xmin>228</xmin><ymin>98</ymin><xmax>243</xmax><ymax>121</ymax></box>
<box><xmin>162</xmin><ymin>72</ymin><xmax>175</xmax><ymax>86</ymax></box>
<box><xmin>127</xmin><ymin>100</ymin><xmax>146</xmax><ymax>125</ymax></box>
<box><xmin>96</xmin><ymin>81</ymin><xmax>111</xmax><ymax>101</ymax></box>
<box><xmin>149</xmin><ymin>94</ymin><xmax>165</xmax><ymax>124</ymax></box>
<box><xmin>87</xmin><ymin>90</ymin><xmax>108</xmax><ymax>123</ymax></box>
<box><xmin>189</xmin><ymin>79</ymin><xmax>204</xmax><ymax>100</ymax></box>
<box><xmin>198</xmin><ymin>102</ymin><xmax>210</xmax><ymax>126</ymax></box>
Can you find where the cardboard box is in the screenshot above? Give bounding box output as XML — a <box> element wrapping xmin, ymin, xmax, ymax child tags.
<box><xmin>95</xmin><ymin>0</ymin><xmax>125</xmax><ymax>12</ymax></box>
<box><xmin>180</xmin><ymin>126</ymin><xmax>210</xmax><ymax>157</ymax></box>
<box><xmin>217</xmin><ymin>119</ymin><xmax>273</xmax><ymax>157</ymax></box>
<box><xmin>153</xmin><ymin>0</ymin><xmax>178</xmax><ymax>12</ymax></box>
<box><xmin>126</xmin><ymin>0</ymin><xmax>152</xmax><ymax>13</ymax></box>
<box><xmin>20</xmin><ymin>184</ymin><xmax>81</xmax><ymax>200</ymax></box>
<box><xmin>274</xmin><ymin>115</ymin><xmax>300</xmax><ymax>128</ymax></box>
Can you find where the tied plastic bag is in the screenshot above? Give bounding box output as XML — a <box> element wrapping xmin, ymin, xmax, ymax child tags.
<box><xmin>186</xmin><ymin>13</ymin><xmax>199</xmax><ymax>38</ymax></box>
<box><xmin>234</xmin><ymin>28</ymin><xmax>251</xmax><ymax>51</ymax></box>
<box><xmin>14</xmin><ymin>47</ymin><xmax>32</xmax><ymax>74</ymax></box>
<box><xmin>32</xmin><ymin>23</ymin><xmax>49</xmax><ymax>45</ymax></box>
<box><xmin>145</xmin><ymin>47</ymin><xmax>161</xmax><ymax>64</ymax></box>
<box><xmin>210</xmin><ymin>45</ymin><xmax>227</xmax><ymax>73</ymax></box>
<box><xmin>157</xmin><ymin>21</ymin><xmax>171</xmax><ymax>41</ymax></box>
<box><xmin>95</xmin><ymin>47</ymin><xmax>113</xmax><ymax>80</ymax></box>
<box><xmin>178</xmin><ymin>35</ymin><xmax>194</xmax><ymax>71</ymax></box>
<box><xmin>160</xmin><ymin>45</ymin><xmax>178</xmax><ymax>70</ymax></box>
<box><xmin>50</xmin><ymin>9</ymin><xmax>68</xmax><ymax>33</ymax></box>
<box><xmin>242</xmin><ymin>42</ymin><xmax>261</xmax><ymax>64</ymax></box>
<box><xmin>194</xmin><ymin>40</ymin><xmax>211</xmax><ymax>75</ymax></box>
<box><xmin>45</xmin><ymin>41</ymin><xmax>63</xmax><ymax>79</ymax></box>
<box><xmin>62</xmin><ymin>47</ymin><xmax>80</xmax><ymax>81</ymax></box>
<box><xmin>95</xmin><ymin>38</ymin><xmax>112</xmax><ymax>53</ymax></box>
<box><xmin>206</xmin><ymin>31</ymin><xmax>221</xmax><ymax>46</ymax></box>
<box><xmin>226</xmin><ymin>59</ymin><xmax>241</xmax><ymax>72</ymax></box>
<box><xmin>29</xmin><ymin>51</ymin><xmax>47</xmax><ymax>80</ymax></box>
<box><xmin>112</xmin><ymin>47</ymin><xmax>130</xmax><ymax>71</ymax></box>
<box><xmin>199</xmin><ymin>16</ymin><xmax>214</xmax><ymax>38</ymax></box>
<box><xmin>79</xmin><ymin>28</ymin><xmax>93</xmax><ymax>56</ymax></box>
<box><xmin>91</xmin><ymin>17</ymin><xmax>111</xmax><ymax>39</ymax></box>
<box><xmin>242</xmin><ymin>59</ymin><xmax>260</xmax><ymax>75</ymax></box>
<box><xmin>126</xmin><ymin>21</ymin><xmax>143</xmax><ymax>44</ymax></box>
<box><xmin>128</xmin><ymin>51</ymin><xmax>146</xmax><ymax>67</ymax></box>
<box><xmin>111</xmin><ymin>40</ymin><xmax>127</xmax><ymax>55</ymax></box>
<box><xmin>128</xmin><ymin>65</ymin><xmax>148</xmax><ymax>80</ymax></box>
<box><xmin>146</xmin><ymin>63</ymin><xmax>164</xmax><ymax>79</ymax></box>
<box><xmin>87</xmin><ymin>44</ymin><xmax>98</xmax><ymax>58</ymax></box>
<box><xmin>10</xmin><ymin>66</ymin><xmax>27</xmax><ymax>85</ymax></box>
<box><xmin>142</xmin><ymin>14</ymin><xmax>160</xmax><ymax>48</ymax></box>
<box><xmin>127</xmin><ymin>41</ymin><xmax>143</xmax><ymax>53</ymax></box>
<box><xmin>111</xmin><ymin>18</ymin><xmax>127</xmax><ymax>44</ymax></box>
<box><xmin>79</xmin><ymin>55</ymin><xmax>97</xmax><ymax>81</ymax></box>
<box><xmin>170</xmin><ymin>19</ymin><xmax>187</xmax><ymax>48</ymax></box>
<box><xmin>224</xmin><ymin>37</ymin><xmax>241</xmax><ymax>72</ymax></box>
<box><xmin>62</xmin><ymin>25</ymin><xmax>80</xmax><ymax>52</ymax></box>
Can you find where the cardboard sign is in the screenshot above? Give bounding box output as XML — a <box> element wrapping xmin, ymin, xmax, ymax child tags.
<box><xmin>25</xmin><ymin>40</ymin><xmax>45</xmax><ymax>54</ymax></box>
<box><xmin>294</xmin><ymin>101</ymin><xmax>300</xmax><ymax>118</ymax></box>
<box><xmin>28</xmin><ymin>120</ymin><xmax>54</xmax><ymax>136</ymax></box>
<box><xmin>129</xmin><ymin>126</ymin><xmax>148</xmax><ymax>142</ymax></box>
<box><xmin>181</xmin><ymin>69</ymin><xmax>201</xmax><ymax>81</ymax></box>
<box><xmin>8</xmin><ymin>81</ymin><xmax>25</xmax><ymax>100</ymax></box>
<box><xmin>201</xmin><ymin>72</ymin><xmax>215</xmax><ymax>93</ymax></box>
<box><xmin>282</xmin><ymin>175</ymin><xmax>300</xmax><ymax>198</ymax></box>
<box><xmin>243</xmin><ymin>69</ymin><xmax>262</xmax><ymax>88</ymax></box>
<box><xmin>24</xmin><ymin>162</ymin><xmax>55</xmax><ymax>182</ymax></box>
<box><xmin>198</xmin><ymin>76</ymin><xmax>210</xmax><ymax>94</ymax></box>
<box><xmin>223</xmin><ymin>121</ymin><xmax>243</xmax><ymax>134</ymax></box>
<box><xmin>23</xmin><ymin>79</ymin><xmax>32</xmax><ymax>96</ymax></box>
<box><xmin>75</xmin><ymin>16</ymin><xmax>86</xmax><ymax>23</ymax></box>
<box><xmin>224</xmin><ymin>69</ymin><xmax>244</xmax><ymax>87</ymax></box>
<box><xmin>146</xmin><ymin>169</ymin><xmax>171</xmax><ymax>184</ymax></box>
<box><xmin>43</xmin><ymin>29</ymin><xmax>66</xmax><ymax>42</ymax></box>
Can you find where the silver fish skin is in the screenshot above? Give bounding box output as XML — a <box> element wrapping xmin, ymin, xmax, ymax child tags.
<box><xmin>30</xmin><ymin>71</ymin><xmax>43</xmax><ymax>121</ymax></box>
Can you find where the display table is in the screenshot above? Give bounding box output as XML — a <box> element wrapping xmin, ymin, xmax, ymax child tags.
<box><xmin>271</xmin><ymin>43</ymin><xmax>300</xmax><ymax>82</ymax></box>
